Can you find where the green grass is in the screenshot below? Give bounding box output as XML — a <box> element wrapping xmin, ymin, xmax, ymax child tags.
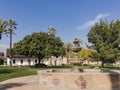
<box><xmin>79</xmin><ymin>65</ymin><xmax>120</xmax><ymax>71</ymax></box>
<box><xmin>100</xmin><ymin>65</ymin><xmax>120</xmax><ymax>70</ymax></box>
<box><xmin>0</xmin><ymin>66</ymin><xmax>38</xmax><ymax>82</ymax></box>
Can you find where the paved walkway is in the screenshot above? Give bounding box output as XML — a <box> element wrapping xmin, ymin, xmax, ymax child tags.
<box><xmin>0</xmin><ymin>75</ymin><xmax>75</xmax><ymax>90</ymax></box>
<box><xmin>0</xmin><ymin>75</ymin><xmax>120</xmax><ymax>90</ymax></box>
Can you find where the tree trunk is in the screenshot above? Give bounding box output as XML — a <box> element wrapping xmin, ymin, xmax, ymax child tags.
<box><xmin>68</xmin><ymin>51</ymin><xmax>70</xmax><ymax>64</ymax></box>
<box><xmin>38</xmin><ymin>58</ymin><xmax>41</xmax><ymax>64</ymax></box>
<box><xmin>55</xmin><ymin>60</ymin><xmax>56</xmax><ymax>66</ymax></box>
<box><xmin>10</xmin><ymin>31</ymin><xmax>12</xmax><ymax>58</ymax></box>
<box><xmin>50</xmin><ymin>57</ymin><xmax>52</xmax><ymax>66</ymax></box>
<box><xmin>101</xmin><ymin>61</ymin><xmax>104</xmax><ymax>67</ymax></box>
<box><xmin>38</xmin><ymin>56</ymin><xmax>44</xmax><ymax>64</ymax></box>
<box><xmin>9</xmin><ymin>30</ymin><xmax>12</xmax><ymax>66</ymax></box>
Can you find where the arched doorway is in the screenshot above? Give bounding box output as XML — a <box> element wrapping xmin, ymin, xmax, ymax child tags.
<box><xmin>0</xmin><ymin>59</ymin><xmax>4</xmax><ymax>65</ymax></box>
<box><xmin>28</xmin><ymin>59</ymin><xmax>31</xmax><ymax>66</ymax></box>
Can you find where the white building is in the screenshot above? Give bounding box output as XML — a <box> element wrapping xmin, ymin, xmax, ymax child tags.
<box><xmin>7</xmin><ymin>56</ymin><xmax>38</xmax><ymax>66</ymax></box>
<box><xmin>6</xmin><ymin>55</ymin><xmax>68</xmax><ymax>66</ymax></box>
<box><xmin>6</xmin><ymin>56</ymin><xmax>120</xmax><ymax>66</ymax></box>
<box><xmin>6</xmin><ymin>49</ymin><xmax>39</xmax><ymax>66</ymax></box>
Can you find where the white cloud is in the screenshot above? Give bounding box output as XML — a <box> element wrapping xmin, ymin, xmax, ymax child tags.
<box><xmin>78</xmin><ymin>13</ymin><xmax>111</xmax><ymax>30</ymax></box>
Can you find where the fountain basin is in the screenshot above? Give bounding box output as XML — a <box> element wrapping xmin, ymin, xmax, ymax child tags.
<box><xmin>37</xmin><ymin>69</ymin><xmax>120</xmax><ymax>90</ymax></box>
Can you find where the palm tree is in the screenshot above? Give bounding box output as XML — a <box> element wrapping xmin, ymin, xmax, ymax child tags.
<box><xmin>64</xmin><ymin>42</ymin><xmax>73</xmax><ymax>64</ymax></box>
<box><xmin>48</xmin><ymin>27</ymin><xmax>56</xmax><ymax>35</ymax></box>
<box><xmin>6</xmin><ymin>19</ymin><xmax>17</xmax><ymax>59</ymax></box>
<box><xmin>0</xmin><ymin>18</ymin><xmax>7</xmax><ymax>39</ymax></box>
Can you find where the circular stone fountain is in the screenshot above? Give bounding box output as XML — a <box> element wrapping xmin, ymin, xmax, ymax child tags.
<box><xmin>37</xmin><ymin>69</ymin><xmax>120</xmax><ymax>90</ymax></box>
<box><xmin>37</xmin><ymin>38</ymin><xmax>120</xmax><ymax>90</ymax></box>
<box><xmin>72</xmin><ymin>38</ymin><xmax>81</xmax><ymax>58</ymax></box>
<box><xmin>69</xmin><ymin>38</ymin><xmax>83</xmax><ymax>65</ymax></box>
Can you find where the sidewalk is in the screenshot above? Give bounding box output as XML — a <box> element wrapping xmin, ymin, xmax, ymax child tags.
<box><xmin>0</xmin><ymin>75</ymin><xmax>120</xmax><ymax>90</ymax></box>
<box><xmin>0</xmin><ymin>75</ymin><xmax>38</xmax><ymax>90</ymax></box>
<box><xmin>0</xmin><ymin>75</ymin><xmax>75</xmax><ymax>90</ymax></box>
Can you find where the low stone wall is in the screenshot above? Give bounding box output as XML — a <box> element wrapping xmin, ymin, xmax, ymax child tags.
<box><xmin>37</xmin><ymin>69</ymin><xmax>120</xmax><ymax>90</ymax></box>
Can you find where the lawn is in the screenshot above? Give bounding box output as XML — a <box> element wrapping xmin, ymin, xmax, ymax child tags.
<box><xmin>0</xmin><ymin>66</ymin><xmax>38</xmax><ymax>82</ymax></box>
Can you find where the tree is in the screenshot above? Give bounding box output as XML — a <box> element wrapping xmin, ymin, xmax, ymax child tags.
<box><xmin>12</xmin><ymin>35</ymin><xmax>31</xmax><ymax>56</ymax></box>
<box><xmin>48</xmin><ymin>27</ymin><xmax>56</xmax><ymax>35</ymax></box>
<box><xmin>0</xmin><ymin>18</ymin><xmax>7</xmax><ymax>39</ymax></box>
<box><xmin>87</xmin><ymin>20</ymin><xmax>120</xmax><ymax>67</ymax></box>
<box><xmin>78</xmin><ymin>48</ymin><xmax>90</xmax><ymax>60</ymax></box>
<box><xmin>5</xmin><ymin>20</ymin><xmax>17</xmax><ymax>59</ymax></box>
<box><xmin>64</xmin><ymin>42</ymin><xmax>72</xmax><ymax>64</ymax></box>
<box><xmin>12</xmin><ymin>31</ymin><xmax>65</xmax><ymax>64</ymax></box>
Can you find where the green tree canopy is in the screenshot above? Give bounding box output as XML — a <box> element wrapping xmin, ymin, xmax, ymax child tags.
<box><xmin>78</xmin><ymin>48</ymin><xmax>90</xmax><ymax>60</ymax></box>
<box><xmin>0</xmin><ymin>18</ymin><xmax>7</xmax><ymax>39</ymax></box>
<box><xmin>87</xmin><ymin>20</ymin><xmax>120</xmax><ymax>67</ymax></box>
<box><xmin>64</xmin><ymin>42</ymin><xmax>73</xmax><ymax>57</ymax></box>
<box><xmin>48</xmin><ymin>27</ymin><xmax>56</xmax><ymax>35</ymax></box>
<box><xmin>12</xmin><ymin>31</ymin><xmax>65</xmax><ymax>64</ymax></box>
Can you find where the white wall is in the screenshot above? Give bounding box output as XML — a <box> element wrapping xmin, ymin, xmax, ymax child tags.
<box><xmin>7</xmin><ymin>58</ymin><xmax>11</xmax><ymax>65</ymax></box>
<box><xmin>8</xmin><ymin>57</ymin><xmax>38</xmax><ymax>66</ymax></box>
<box><xmin>46</xmin><ymin>56</ymin><xmax>66</xmax><ymax>66</ymax></box>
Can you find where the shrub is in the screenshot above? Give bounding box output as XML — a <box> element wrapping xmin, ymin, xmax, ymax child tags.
<box><xmin>35</xmin><ymin>63</ymin><xmax>47</xmax><ymax>68</ymax></box>
<box><xmin>0</xmin><ymin>69</ymin><xmax>16</xmax><ymax>74</ymax></box>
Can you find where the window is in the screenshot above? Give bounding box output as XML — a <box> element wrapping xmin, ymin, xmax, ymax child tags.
<box><xmin>0</xmin><ymin>60</ymin><xmax>4</xmax><ymax>65</ymax></box>
<box><xmin>13</xmin><ymin>60</ymin><xmax>16</xmax><ymax>64</ymax></box>
<box><xmin>21</xmin><ymin>59</ymin><xmax>23</xmax><ymax>64</ymax></box>
<box><xmin>28</xmin><ymin>59</ymin><xmax>31</xmax><ymax>62</ymax></box>
<box><xmin>35</xmin><ymin>59</ymin><xmax>37</xmax><ymax>64</ymax></box>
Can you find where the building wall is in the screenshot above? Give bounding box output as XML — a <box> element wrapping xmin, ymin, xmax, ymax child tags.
<box><xmin>7</xmin><ymin>57</ymin><xmax>38</xmax><ymax>66</ymax></box>
<box><xmin>6</xmin><ymin>56</ymin><xmax>67</xmax><ymax>66</ymax></box>
<box><xmin>47</xmin><ymin>57</ymin><xmax>68</xmax><ymax>66</ymax></box>
<box><xmin>7</xmin><ymin>56</ymin><xmax>120</xmax><ymax>66</ymax></box>
<box><xmin>7</xmin><ymin>58</ymin><xmax>10</xmax><ymax>65</ymax></box>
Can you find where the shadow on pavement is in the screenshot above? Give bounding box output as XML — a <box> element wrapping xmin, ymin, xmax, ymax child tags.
<box><xmin>101</xmin><ymin>70</ymin><xmax>120</xmax><ymax>90</ymax></box>
<box><xmin>0</xmin><ymin>83</ymin><xmax>26</xmax><ymax>90</ymax></box>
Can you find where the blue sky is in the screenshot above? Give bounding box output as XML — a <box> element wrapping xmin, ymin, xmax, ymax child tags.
<box><xmin>0</xmin><ymin>0</ymin><xmax>120</xmax><ymax>53</ymax></box>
